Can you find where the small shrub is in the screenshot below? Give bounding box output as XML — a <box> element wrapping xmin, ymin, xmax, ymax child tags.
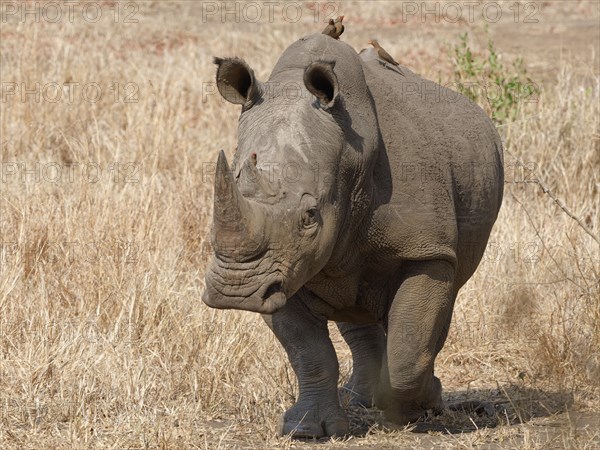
<box><xmin>451</xmin><ymin>29</ymin><xmax>540</xmax><ymax>124</ymax></box>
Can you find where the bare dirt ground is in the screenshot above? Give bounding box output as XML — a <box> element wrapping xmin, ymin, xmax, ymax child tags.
<box><xmin>1</xmin><ymin>1</ymin><xmax>599</xmax><ymax>449</ymax></box>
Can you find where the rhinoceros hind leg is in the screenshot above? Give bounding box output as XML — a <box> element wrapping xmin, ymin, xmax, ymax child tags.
<box><xmin>337</xmin><ymin>322</ymin><xmax>386</xmax><ymax>408</ymax></box>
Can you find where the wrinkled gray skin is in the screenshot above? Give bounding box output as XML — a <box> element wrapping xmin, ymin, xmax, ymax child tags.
<box><xmin>203</xmin><ymin>34</ymin><xmax>503</xmax><ymax>438</ymax></box>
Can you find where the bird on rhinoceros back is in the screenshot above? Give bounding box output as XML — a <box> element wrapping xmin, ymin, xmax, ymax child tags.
<box><xmin>333</xmin><ymin>15</ymin><xmax>345</xmax><ymax>39</ymax></box>
<box><xmin>322</xmin><ymin>19</ymin><xmax>336</xmax><ymax>38</ymax></box>
<box><xmin>369</xmin><ymin>39</ymin><xmax>399</xmax><ymax>65</ymax></box>
<box><xmin>368</xmin><ymin>39</ymin><xmax>404</xmax><ymax>75</ymax></box>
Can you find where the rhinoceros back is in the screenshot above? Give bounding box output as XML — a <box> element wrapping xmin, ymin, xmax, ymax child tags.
<box><xmin>360</xmin><ymin>48</ymin><xmax>504</xmax><ymax>285</ymax></box>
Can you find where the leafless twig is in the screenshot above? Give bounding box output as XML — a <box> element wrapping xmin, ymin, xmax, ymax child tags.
<box><xmin>504</xmin><ymin>149</ymin><xmax>599</xmax><ymax>245</ymax></box>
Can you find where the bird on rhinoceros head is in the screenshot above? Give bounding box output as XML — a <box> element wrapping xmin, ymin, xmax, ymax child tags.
<box><xmin>322</xmin><ymin>19</ymin><xmax>336</xmax><ymax>38</ymax></box>
<box><xmin>333</xmin><ymin>16</ymin><xmax>345</xmax><ymax>39</ymax></box>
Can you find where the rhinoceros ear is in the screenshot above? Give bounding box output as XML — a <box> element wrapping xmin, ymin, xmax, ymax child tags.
<box><xmin>213</xmin><ymin>57</ymin><xmax>261</xmax><ymax>107</ymax></box>
<box><xmin>303</xmin><ymin>61</ymin><xmax>339</xmax><ymax>111</ymax></box>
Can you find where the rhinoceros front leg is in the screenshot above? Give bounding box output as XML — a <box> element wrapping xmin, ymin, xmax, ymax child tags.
<box><xmin>262</xmin><ymin>291</ymin><xmax>348</xmax><ymax>438</ymax></box>
<box><xmin>375</xmin><ymin>260</ymin><xmax>455</xmax><ymax>424</ymax></box>
<box><xmin>337</xmin><ymin>322</ymin><xmax>386</xmax><ymax>408</ymax></box>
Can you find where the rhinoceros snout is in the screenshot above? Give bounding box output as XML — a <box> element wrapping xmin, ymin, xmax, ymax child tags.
<box><xmin>202</xmin><ymin>271</ymin><xmax>288</xmax><ymax>314</ymax></box>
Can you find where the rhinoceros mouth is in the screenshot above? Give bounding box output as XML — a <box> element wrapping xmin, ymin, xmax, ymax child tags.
<box><xmin>202</xmin><ymin>271</ymin><xmax>288</xmax><ymax>314</ymax></box>
<box><xmin>263</xmin><ymin>280</ymin><xmax>283</xmax><ymax>300</ymax></box>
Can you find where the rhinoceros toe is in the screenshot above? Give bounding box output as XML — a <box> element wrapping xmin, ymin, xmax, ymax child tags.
<box><xmin>279</xmin><ymin>403</ymin><xmax>349</xmax><ymax>438</ymax></box>
<box><xmin>377</xmin><ymin>375</ymin><xmax>443</xmax><ymax>425</ymax></box>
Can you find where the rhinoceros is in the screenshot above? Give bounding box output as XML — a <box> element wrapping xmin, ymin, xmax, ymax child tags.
<box><xmin>202</xmin><ymin>33</ymin><xmax>503</xmax><ymax>438</ymax></box>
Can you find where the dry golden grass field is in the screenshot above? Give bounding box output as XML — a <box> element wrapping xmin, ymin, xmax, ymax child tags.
<box><xmin>1</xmin><ymin>1</ymin><xmax>599</xmax><ymax>448</ymax></box>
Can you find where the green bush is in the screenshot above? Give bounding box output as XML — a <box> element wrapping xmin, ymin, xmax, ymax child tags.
<box><xmin>451</xmin><ymin>30</ymin><xmax>539</xmax><ymax>124</ymax></box>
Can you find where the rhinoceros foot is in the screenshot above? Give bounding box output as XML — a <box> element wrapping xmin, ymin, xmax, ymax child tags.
<box><xmin>338</xmin><ymin>384</ymin><xmax>374</xmax><ymax>408</ymax></box>
<box><xmin>377</xmin><ymin>375</ymin><xmax>443</xmax><ymax>425</ymax></box>
<box><xmin>279</xmin><ymin>401</ymin><xmax>349</xmax><ymax>438</ymax></box>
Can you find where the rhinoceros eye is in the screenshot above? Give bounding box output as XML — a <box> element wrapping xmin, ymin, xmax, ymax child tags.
<box><xmin>301</xmin><ymin>208</ymin><xmax>319</xmax><ymax>228</ymax></box>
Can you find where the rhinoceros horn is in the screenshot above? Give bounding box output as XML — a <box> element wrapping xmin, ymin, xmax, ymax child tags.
<box><xmin>212</xmin><ymin>150</ymin><xmax>266</xmax><ymax>259</ymax></box>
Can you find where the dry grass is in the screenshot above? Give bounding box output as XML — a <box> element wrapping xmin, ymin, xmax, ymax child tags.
<box><xmin>1</xmin><ymin>1</ymin><xmax>599</xmax><ymax>448</ymax></box>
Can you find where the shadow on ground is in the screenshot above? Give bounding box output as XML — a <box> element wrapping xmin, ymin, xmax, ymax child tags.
<box><xmin>344</xmin><ymin>384</ymin><xmax>575</xmax><ymax>437</ymax></box>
